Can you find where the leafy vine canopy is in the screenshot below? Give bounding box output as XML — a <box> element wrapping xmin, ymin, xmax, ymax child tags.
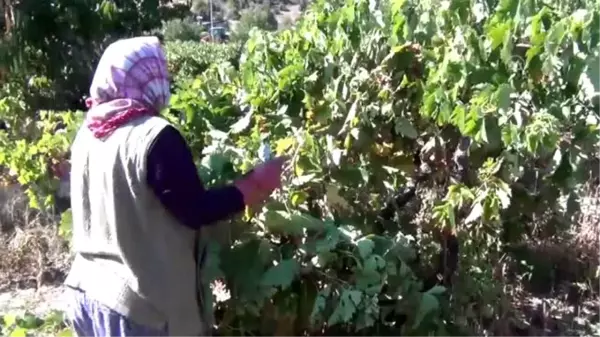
<box><xmin>165</xmin><ymin>0</ymin><xmax>599</xmax><ymax>334</ymax></box>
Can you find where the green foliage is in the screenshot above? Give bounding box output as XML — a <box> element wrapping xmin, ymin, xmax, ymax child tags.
<box><xmin>164</xmin><ymin>41</ymin><xmax>241</xmax><ymax>84</ymax></box>
<box><xmin>230</xmin><ymin>5</ymin><xmax>278</xmax><ymax>42</ymax></box>
<box><xmin>161</xmin><ymin>18</ymin><xmax>205</xmax><ymax>42</ymax></box>
<box><xmin>59</xmin><ymin>209</ymin><xmax>74</xmax><ymax>243</ymax></box>
<box><xmin>191</xmin><ymin>0</ymin><xmax>222</xmax><ymax>16</ymax></box>
<box><xmin>159</xmin><ymin>3</ymin><xmax>193</xmax><ymax>21</ymax></box>
<box><xmin>165</xmin><ymin>0</ymin><xmax>599</xmax><ymax>334</ymax></box>
<box><xmin>0</xmin><ymin>311</ymin><xmax>73</xmax><ymax>337</ymax></box>
<box><xmin>0</xmin><ymin>82</ymin><xmax>83</xmax><ymax>209</ymax></box>
<box><xmin>0</xmin><ymin>0</ymin><xmax>164</xmax><ymax>112</ymax></box>
<box><xmin>0</xmin><ymin>39</ymin><xmax>238</xmax><ymax>211</ymax></box>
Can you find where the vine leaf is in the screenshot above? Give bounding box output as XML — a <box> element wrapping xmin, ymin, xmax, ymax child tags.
<box><xmin>465</xmin><ymin>202</ymin><xmax>484</xmax><ymax>224</ymax></box>
<box><xmin>337</xmin><ymin>98</ymin><xmax>359</xmax><ymax>136</ymax></box>
<box><xmin>263</xmin><ymin>210</ymin><xmax>303</xmax><ymax>235</ymax></box>
<box><xmin>59</xmin><ymin>209</ymin><xmax>73</xmax><ymax>241</ymax></box>
<box><xmin>315</xmin><ymin>225</ymin><xmax>342</xmax><ymax>253</ymax></box>
<box><xmin>275</xmin><ymin>137</ymin><xmax>295</xmax><ymax>155</ymax></box>
<box><xmin>356</xmin><ymin>238</ymin><xmax>375</xmax><ymax>259</ymax></box>
<box><xmin>290</xmin><ymin>213</ymin><xmax>322</xmax><ymax>231</ymax></box>
<box><xmin>260</xmin><ymin>259</ymin><xmax>300</xmax><ymax>289</ymax></box>
<box><xmin>229</xmin><ymin>110</ymin><xmax>253</xmax><ymax>134</ymax></box>
<box><xmin>9</xmin><ymin>328</ymin><xmax>27</xmax><ymax>337</ymax></box>
<box><xmin>3</xmin><ymin>314</ymin><xmax>17</xmax><ymax>327</ymax></box>
<box><xmin>292</xmin><ymin>173</ymin><xmax>317</xmax><ymax>186</ymax></box>
<box><xmin>57</xmin><ymin>328</ymin><xmax>73</xmax><ymax>337</ymax></box>
<box><xmin>327</xmin><ymin>289</ymin><xmax>362</xmax><ymax>326</ymax></box>
<box><xmin>394</xmin><ymin>117</ymin><xmax>418</xmax><ymax>139</ymax></box>
<box><xmin>309</xmin><ymin>286</ymin><xmax>331</xmax><ymax>325</ymax></box>
<box><xmin>262</xmin><ymin>210</ymin><xmax>323</xmax><ymax>235</ymax></box>
<box><xmin>412</xmin><ymin>292</ymin><xmax>440</xmax><ymax>329</ymax></box>
<box><xmin>495</xmin><ymin>83</ymin><xmax>513</xmax><ymax>115</ymax></box>
<box><xmin>426</xmin><ymin>285</ymin><xmax>446</xmax><ymax>296</ymax></box>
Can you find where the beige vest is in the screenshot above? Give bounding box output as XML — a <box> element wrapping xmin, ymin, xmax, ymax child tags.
<box><xmin>65</xmin><ymin>116</ymin><xmax>211</xmax><ymax>335</ymax></box>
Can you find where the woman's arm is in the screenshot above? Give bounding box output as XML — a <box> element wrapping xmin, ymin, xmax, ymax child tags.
<box><xmin>146</xmin><ymin>125</ymin><xmax>245</xmax><ymax>229</ymax></box>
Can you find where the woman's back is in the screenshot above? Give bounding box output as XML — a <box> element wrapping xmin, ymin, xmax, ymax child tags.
<box><xmin>67</xmin><ymin>115</ymin><xmax>205</xmax><ymax>335</ymax></box>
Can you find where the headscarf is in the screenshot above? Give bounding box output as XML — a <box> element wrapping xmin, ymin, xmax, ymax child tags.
<box><xmin>85</xmin><ymin>36</ymin><xmax>170</xmax><ymax>138</ymax></box>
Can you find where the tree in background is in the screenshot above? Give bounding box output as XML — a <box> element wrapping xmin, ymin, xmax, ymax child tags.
<box><xmin>0</xmin><ymin>0</ymin><xmax>165</xmax><ymax>111</ymax></box>
<box><xmin>230</xmin><ymin>4</ymin><xmax>277</xmax><ymax>42</ymax></box>
<box><xmin>161</xmin><ymin>18</ymin><xmax>205</xmax><ymax>41</ymax></box>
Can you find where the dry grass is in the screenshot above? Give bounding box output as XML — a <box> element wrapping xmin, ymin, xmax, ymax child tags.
<box><xmin>0</xmin><ymin>184</ymin><xmax>69</xmax><ymax>292</ymax></box>
<box><xmin>574</xmin><ymin>182</ymin><xmax>600</xmax><ymax>273</ymax></box>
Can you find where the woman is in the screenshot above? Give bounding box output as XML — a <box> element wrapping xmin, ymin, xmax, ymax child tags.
<box><xmin>64</xmin><ymin>36</ymin><xmax>286</xmax><ymax>336</ymax></box>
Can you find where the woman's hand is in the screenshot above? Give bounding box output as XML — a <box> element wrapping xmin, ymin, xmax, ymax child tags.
<box><xmin>234</xmin><ymin>156</ymin><xmax>288</xmax><ymax>207</ymax></box>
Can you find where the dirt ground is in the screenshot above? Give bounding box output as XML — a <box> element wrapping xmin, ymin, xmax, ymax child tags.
<box><xmin>0</xmin><ymin>286</ymin><xmax>69</xmax><ymax>317</ymax></box>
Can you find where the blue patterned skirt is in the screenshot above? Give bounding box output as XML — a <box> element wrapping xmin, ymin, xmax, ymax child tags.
<box><xmin>64</xmin><ymin>287</ymin><xmax>167</xmax><ymax>337</ymax></box>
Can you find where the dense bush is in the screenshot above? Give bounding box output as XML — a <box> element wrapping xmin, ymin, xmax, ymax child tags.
<box><xmin>0</xmin><ymin>0</ymin><xmax>169</xmax><ymax>112</ymax></box>
<box><xmin>163</xmin><ymin>0</ymin><xmax>600</xmax><ymax>334</ymax></box>
<box><xmin>164</xmin><ymin>41</ymin><xmax>241</xmax><ymax>83</ymax></box>
<box><xmin>0</xmin><ymin>311</ymin><xmax>71</xmax><ymax>336</ymax></box>
<box><xmin>159</xmin><ymin>3</ymin><xmax>193</xmax><ymax>21</ymax></box>
<box><xmin>161</xmin><ymin>18</ymin><xmax>205</xmax><ymax>42</ymax></box>
<box><xmin>230</xmin><ymin>5</ymin><xmax>278</xmax><ymax>42</ymax></box>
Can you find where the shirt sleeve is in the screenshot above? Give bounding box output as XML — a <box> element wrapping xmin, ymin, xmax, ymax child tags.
<box><xmin>146</xmin><ymin>125</ymin><xmax>245</xmax><ymax>229</ymax></box>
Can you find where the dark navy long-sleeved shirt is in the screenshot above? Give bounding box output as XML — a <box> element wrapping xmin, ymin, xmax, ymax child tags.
<box><xmin>145</xmin><ymin>126</ymin><xmax>245</xmax><ymax>229</ymax></box>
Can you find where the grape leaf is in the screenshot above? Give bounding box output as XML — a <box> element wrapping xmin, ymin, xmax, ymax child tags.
<box><xmin>3</xmin><ymin>314</ymin><xmax>17</xmax><ymax>327</ymax></box>
<box><xmin>327</xmin><ymin>289</ymin><xmax>361</xmax><ymax>326</ymax></box>
<box><xmin>57</xmin><ymin>328</ymin><xmax>74</xmax><ymax>337</ymax></box>
<box><xmin>310</xmin><ymin>286</ymin><xmax>331</xmax><ymax>325</ymax></box>
<box><xmin>230</xmin><ymin>110</ymin><xmax>253</xmax><ymax>134</ymax></box>
<box><xmin>394</xmin><ymin>117</ymin><xmax>418</xmax><ymax>139</ymax></box>
<box><xmin>263</xmin><ymin>210</ymin><xmax>303</xmax><ymax>235</ymax></box>
<box><xmin>412</xmin><ymin>292</ymin><xmax>440</xmax><ymax>329</ymax></box>
<box><xmin>9</xmin><ymin>327</ymin><xmax>27</xmax><ymax>337</ymax></box>
<box><xmin>356</xmin><ymin>238</ymin><xmax>375</xmax><ymax>259</ymax></box>
<box><xmin>260</xmin><ymin>259</ymin><xmax>300</xmax><ymax>289</ymax></box>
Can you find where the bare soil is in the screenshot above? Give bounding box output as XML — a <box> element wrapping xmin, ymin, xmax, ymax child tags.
<box><xmin>0</xmin><ymin>286</ymin><xmax>69</xmax><ymax>317</ymax></box>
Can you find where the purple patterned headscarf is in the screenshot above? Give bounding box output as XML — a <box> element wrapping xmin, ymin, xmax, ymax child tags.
<box><xmin>85</xmin><ymin>36</ymin><xmax>170</xmax><ymax>138</ymax></box>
